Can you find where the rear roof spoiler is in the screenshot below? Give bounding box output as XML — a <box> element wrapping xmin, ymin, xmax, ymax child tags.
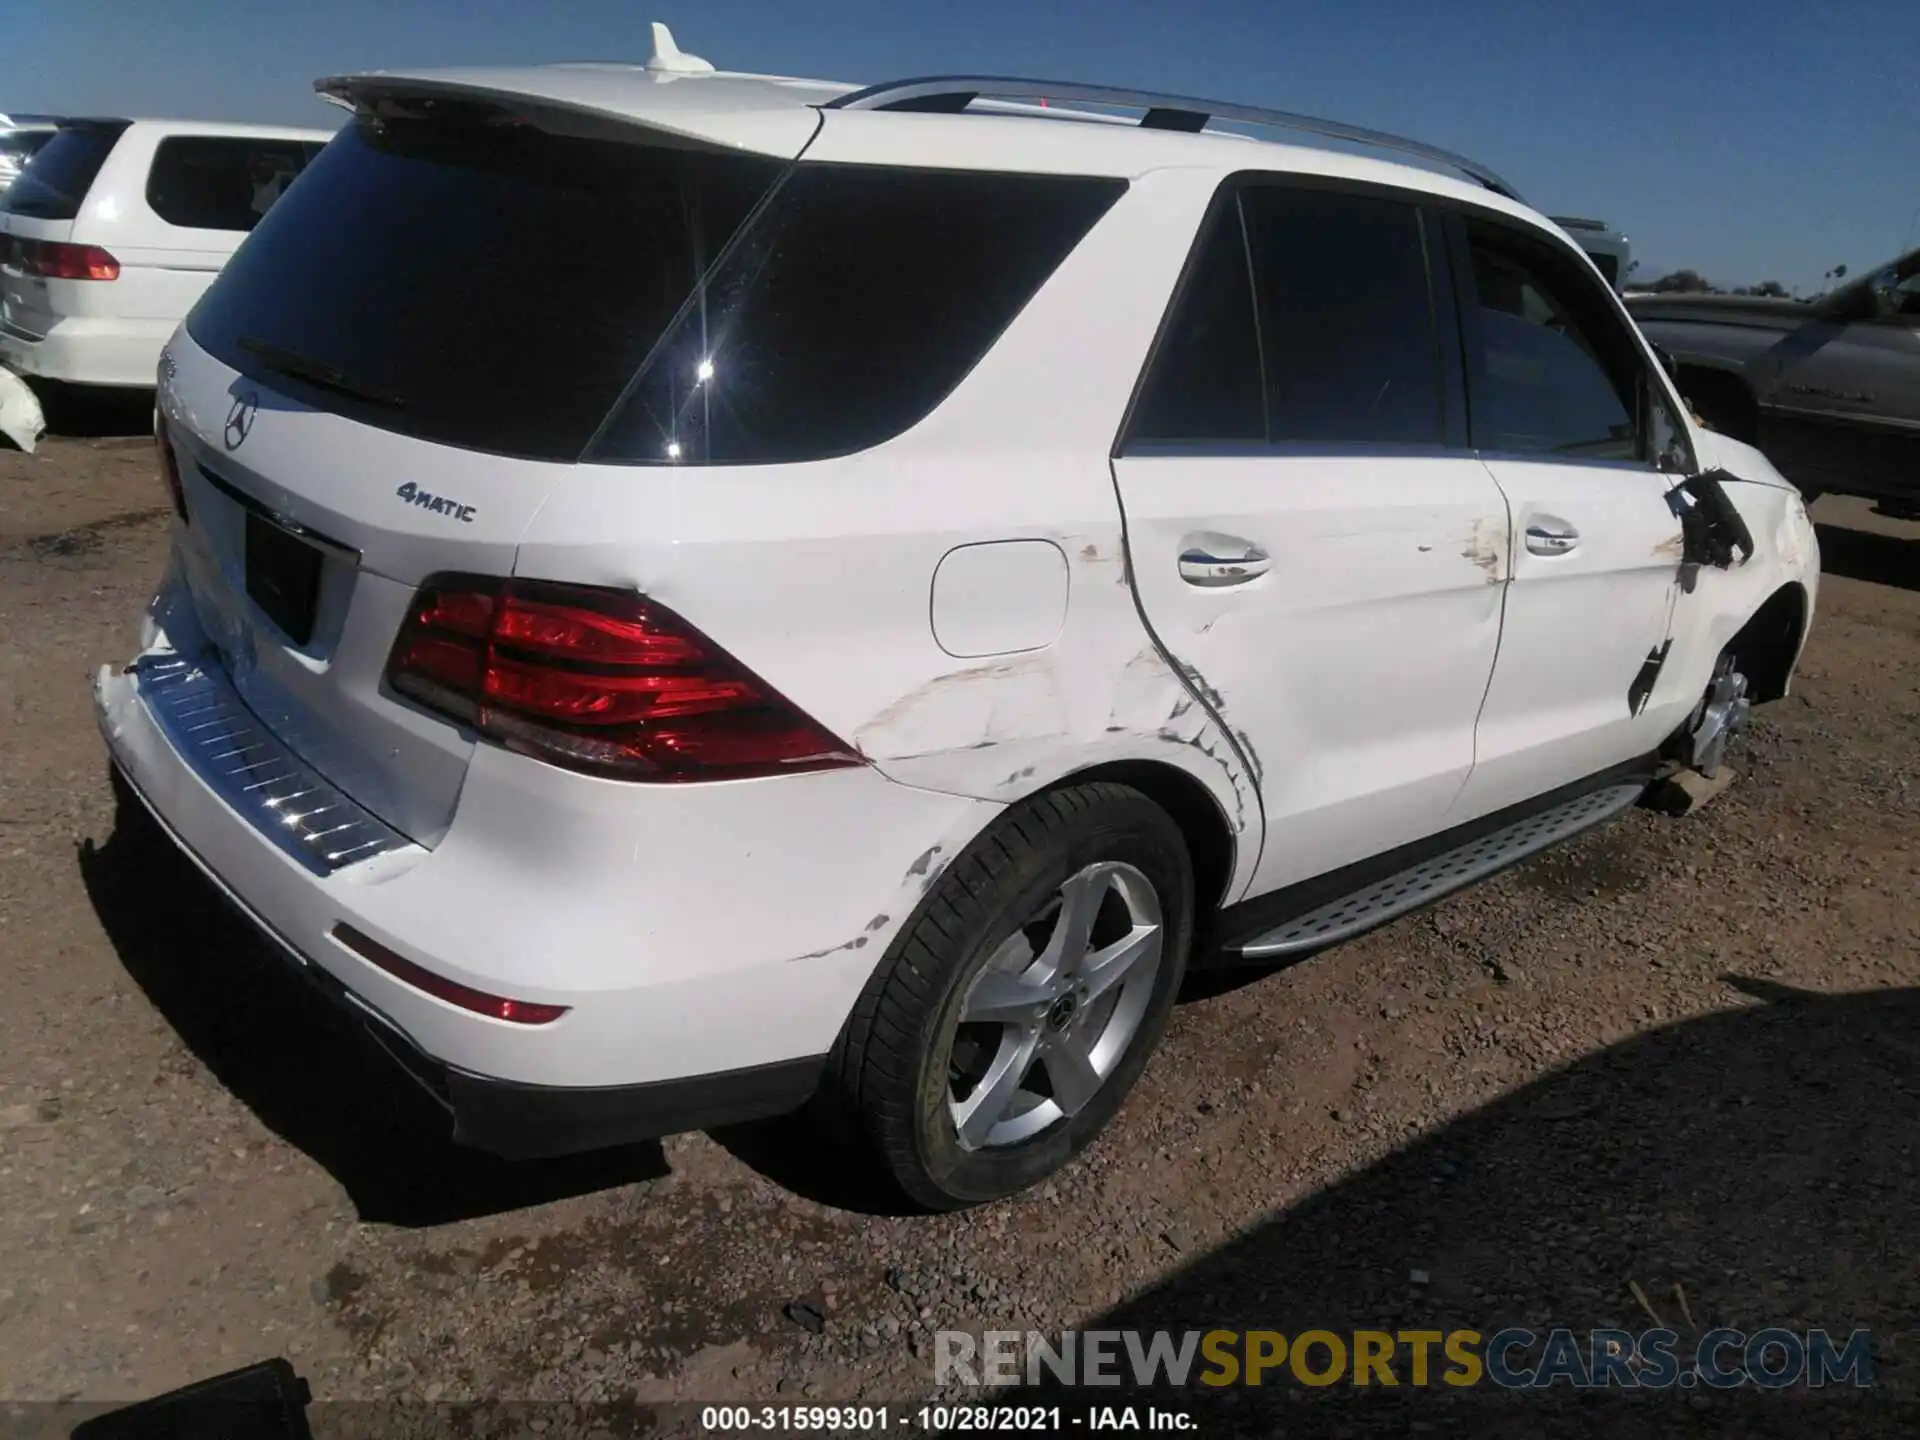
<box><xmin>311</xmin><ymin>71</ymin><xmax>822</xmax><ymax>159</ymax></box>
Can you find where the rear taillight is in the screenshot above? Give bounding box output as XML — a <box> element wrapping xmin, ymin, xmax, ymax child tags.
<box><xmin>385</xmin><ymin>576</ymin><xmax>866</xmax><ymax>783</ymax></box>
<box><xmin>154</xmin><ymin>420</ymin><xmax>188</xmax><ymax>521</ymax></box>
<box><xmin>16</xmin><ymin>238</ymin><xmax>119</xmax><ymax>281</ymax></box>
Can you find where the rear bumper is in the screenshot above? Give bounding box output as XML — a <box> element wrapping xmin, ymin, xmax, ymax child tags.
<box><xmin>1</xmin><ymin>314</ymin><xmax>171</xmax><ymax>387</ymax></box>
<box><xmin>109</xmin><ymin>748</ymin><xmax>824</xmax><ymax>1157</ymax></box>
<box><xmin>437</xmin><ymin>1056</ymin><xmax>824</xmax><ymax>1160</ymax></box>
<box><xmin>94</xmin><ymin>582</ymin><xmax>1000</xmax><ymax>1156</ymax></box>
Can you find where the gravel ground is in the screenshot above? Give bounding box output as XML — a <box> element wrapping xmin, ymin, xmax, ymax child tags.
<box><xmin>1</xmin><ymin>423</ymin><xmax>1916</xmax><ymax>1436</ymax></box>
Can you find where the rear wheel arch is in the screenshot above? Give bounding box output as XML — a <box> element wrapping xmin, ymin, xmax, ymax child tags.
<box><xmin>1033</xmin><ymin>758</ymin><xmax>1238</xmax><ymax>913</ymax></box>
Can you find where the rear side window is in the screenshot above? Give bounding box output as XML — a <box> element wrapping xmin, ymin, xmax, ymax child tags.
<box><xmin>1125</xmin><ymin>183</ymin><xmax>1446</xmax><ymax>450</ymax></box>
<box><xmin>1460</xmin><ymin>219</ymin><xmax>1642</xmax><ymax>460</ymax></box>
<box><xmin>1240</xmin><ymin>186</ymin><xmax>1444</xmax><ymax>446</ymax></box>
<box><xmin>2</xmin><ymin>122</ymin><xmax>128</xmax><ymax>220</ymax></box>
<box><xmin>187</xmin><ymin>110</ymin><xmax>781</xmax><ymax>461</ymax></box>
<box><xmin>590</xmin><ymin>166</ymin><xmax>1125</xmax><ymax>465</ymax></box>
<box><xmin>145</xmin><ymin>137</ymin><xmax>319</xmax><ymax>232</ymax></box>
<box><xmin>1126</xmin><ymin>199</ymin><xmax>1267</xmax><ymax>443</ymax></box>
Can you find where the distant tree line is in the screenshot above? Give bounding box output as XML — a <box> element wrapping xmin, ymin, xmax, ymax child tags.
<box><xmin>1626</xmin><ymin>260</ymin><xmax>1860</xmax><ymax>302</ymax></box>
<box><xmin>1639</xmin><ymin>269</ymin><xmax>1794</xmax><ymax>297</ymax></box>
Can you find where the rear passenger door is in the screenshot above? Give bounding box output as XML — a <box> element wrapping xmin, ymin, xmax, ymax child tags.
<box><xmin>1111</xmin><ymin>179</ymin><xmax>1512</xmax><ymax>899</ymax></box>
<box><xmin>1443</xmin><ymin>211</ymin><xmax>1692</xmax><ymax>822</ymax></box>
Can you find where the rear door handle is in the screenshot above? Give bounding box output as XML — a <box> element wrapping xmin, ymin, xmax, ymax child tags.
<box><xmin>1178</xmin><ymin>544</ymin><xmax>1271</xmax><ymax>587</ymax></box>
<box><xmin>1524</xmin><ymin>521</ymin><xmax>1580</xmax><ymax>556</ymax></box>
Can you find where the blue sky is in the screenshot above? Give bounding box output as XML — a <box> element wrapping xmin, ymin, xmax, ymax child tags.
<box><xmin>17</xmin><ymin>0</ymin><xmax>1916</xmax><ymax>290</ymax></box>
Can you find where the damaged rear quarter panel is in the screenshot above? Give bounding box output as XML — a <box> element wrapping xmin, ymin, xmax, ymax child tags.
<box><xmin>511</xmin><ymin>176</ymin><xmax>1261</xmax><ymax>904</ymax></box>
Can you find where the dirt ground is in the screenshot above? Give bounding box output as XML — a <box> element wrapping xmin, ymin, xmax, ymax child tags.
<box><xmin>1</xmin><ymin>421</ymin><xmax>1916</xmax><ymax>1436</ymax></box>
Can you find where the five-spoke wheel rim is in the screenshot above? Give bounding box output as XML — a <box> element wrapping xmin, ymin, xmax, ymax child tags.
<box><xmin>945</xmin><ymin>861</ymin><xmax>1164</xmax><ymax>1152</ymax></box>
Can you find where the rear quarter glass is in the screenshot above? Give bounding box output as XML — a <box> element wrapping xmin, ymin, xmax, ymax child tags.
<box><xmin>145</xmin><ymin>136</ymin><xmax>318</xmax><ymax>233</ymax></box>
<box><xmin>588</xmin><ymin>165</ymin><xmax>1126</xmax><ymax>466</ymax></box>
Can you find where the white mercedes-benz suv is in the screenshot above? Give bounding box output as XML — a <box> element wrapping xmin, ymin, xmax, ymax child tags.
<box><xmin>95</xmin><ymin>27</ymin><xmax>1819</xmax><ymax>1209</ymax></box>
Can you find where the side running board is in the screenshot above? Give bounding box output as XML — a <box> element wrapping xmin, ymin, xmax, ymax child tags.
<box><xmin>1237</xmin><ymin>782</ymin><xmax>1646</xmax><ymax>959</ymax></box>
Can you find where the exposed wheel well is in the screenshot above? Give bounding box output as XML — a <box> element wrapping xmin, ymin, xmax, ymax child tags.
<box><xmin>1674</xmin><ymin>365</ymin><xmax>1759</xmax><ymax>444</ymax></box>
<box><xmin>1045</xmin><ymin>760</ymin><xmax>1238</xmax><ymax>913</ymax></box>
<box><xmin>1726</xmin><ymin>583</ymin><xmax>1809</xmax><ymax>703</ymax></box>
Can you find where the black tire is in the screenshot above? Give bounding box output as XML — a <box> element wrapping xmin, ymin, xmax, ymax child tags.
<box><xmin>825</xmin><ymin>781</ymin><xmax>1193</xmax><ymax>1211</ymax></box>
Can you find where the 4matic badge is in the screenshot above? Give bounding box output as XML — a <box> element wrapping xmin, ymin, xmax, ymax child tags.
<box><xmin>395</xmin><ymin>481</ymin><xmax>476</xmax><ymax>523</ymax></box>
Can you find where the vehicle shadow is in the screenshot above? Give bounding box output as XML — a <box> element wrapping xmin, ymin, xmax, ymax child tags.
<box><xmin>33</xmin><ymin>380</ymin><xmax>154</xmax><ymax>439</ymax></box>
<box><xmin>709</xmin><ymin>951</ymin><xmax>1326</xmax><ymax>1213</ymax></box>
<box><xmin>1814</xmin><ymin>520</ymin><xmax>1919</xmax><ymax>594</ymax></box>
<box><xmin>707</xmin><ymin>1114</ymin><xmax>915</xmax><ymax>1216</ymax></box>
<box><xmin>77</xmin><ymin>774</ymin><xmax>668</xmax><ymax>1228</ymax></box>
<box><xmin>1019</xmin><ymin>978</ymin><xmax>1920</xmax><ymax>1436</ymax></box>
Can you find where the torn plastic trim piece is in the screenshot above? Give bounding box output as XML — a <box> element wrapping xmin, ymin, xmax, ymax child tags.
<box><xmin>1666</xmin><ymin>469</ymin><xmax>1756</xmax><ymax>590</ymax></box>
<box><xmin>1627</xmin><ymin>639</ymin><xmax>1671</xmax><ymax>717</ymax></box>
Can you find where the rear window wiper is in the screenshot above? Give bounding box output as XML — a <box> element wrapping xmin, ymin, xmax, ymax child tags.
<box><xmin>237</xmin><ymin>336</ymin><xmax>406</xmax><ymax>410</ymax></box>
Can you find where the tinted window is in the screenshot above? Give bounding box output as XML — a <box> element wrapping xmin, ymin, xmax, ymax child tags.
<box><xmin>146</xmin><ymin>136</ymin><xmax>317</xmax><ymax>231</ymax></box>
<box><xmin>3</xmin><ymin>122</ymin><xmax>128</xmax><ymax>220</ymax></box>
<box><xmin>591</xmin><ymin>166</ymin><xmax>1124</xmax><ymax>465</ymax></box>
<box><xmin>187</xmin><ymin>110</ymin><xmax>780</xmax><ymax>461</ymax></box>
<box><xmin>1462</xmin><ymin>220</ymin><xmax>1645</xmax><ymax>460</ymax></box>
<box><xmin>1241</xmin><ymin>187</ymin><xmax>1444</xmax><ymax>445</ymax></box>
<box><xmin>1126</xmin><ymin>199</ymin><xmax>1265</xmax><ymax>444</ymax></box>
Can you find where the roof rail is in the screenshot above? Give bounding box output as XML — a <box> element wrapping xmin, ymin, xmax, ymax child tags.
<box><xmin>824</xmin><ymin>76</ymin><xmax>1521</xmax><ymax>201</ymax></box>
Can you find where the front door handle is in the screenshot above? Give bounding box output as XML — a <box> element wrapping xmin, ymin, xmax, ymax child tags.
<box><xmin>1179</xmin><ymin>543</ymin><xmax>1271</xmax><ymax>587</ymax></box>
<box><xmin>1524</xmin><ymin>521</ymin><xmax>1580</xmax><ymax>556</ymax></box>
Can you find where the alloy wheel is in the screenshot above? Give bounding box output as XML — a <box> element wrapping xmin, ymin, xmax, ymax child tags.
<box><xmin>945</xmin><ymin>861</ymin><xmax>1164</xmax><ymax>1152</ymax></box>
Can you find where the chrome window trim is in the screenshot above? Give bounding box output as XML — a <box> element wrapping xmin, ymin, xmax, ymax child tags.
<box><xmin>1119</xmin><ymin>439</ymin><xmax>1482</xmax><ymax>462</ymax></box>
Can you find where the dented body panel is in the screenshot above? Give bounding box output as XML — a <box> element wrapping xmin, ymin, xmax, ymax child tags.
<box><xmin>513</xmin><ymin>167</ymin><xmax>1263</xmax><ymax>900</ymax></box>
<box><xmin>1112</xmin><ymin>448</ymin><xmax>1511</xmax><ymax>895</ymax></box>
<box><xmin>1448</xmin><ymin>454</ymin><xmax>1687</xmax><ymax>821</ymax></box>
<box><xmin>1657</xmin><ymin>431</ymin><xmax>1819</xmax><ymax>712</ymax></box>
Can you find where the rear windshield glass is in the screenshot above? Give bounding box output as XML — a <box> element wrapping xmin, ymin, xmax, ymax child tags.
<box><xmin>3</xmin><ymin>123</ymin><xmax>128</xmax><ymax>220</ymax></box>
<box><xmin>185</xmin><ymin>108</ymin><xmax>781</xmax><ymax>461</ymax></box>
<box><xmin>590</xmin><ymin>165</ymin><xmax>1125</xmax><ymax>465</ymax></box>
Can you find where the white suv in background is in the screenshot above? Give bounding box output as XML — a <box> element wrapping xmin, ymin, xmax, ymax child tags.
<box><xmin>1</xmin><ymin>118</ymin><xmax>332</xmax><ymax>390</ymax></box>
<box><xmin>95</xmin><ymin>31</ymin><xmax>1817</xmax><ymax>1210</ymax></box>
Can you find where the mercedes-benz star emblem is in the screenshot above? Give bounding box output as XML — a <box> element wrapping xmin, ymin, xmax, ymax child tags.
<box><xmin>224</xmin><ymin>391</ymin><xmax>259</xmax><ymax>451</ymax></box>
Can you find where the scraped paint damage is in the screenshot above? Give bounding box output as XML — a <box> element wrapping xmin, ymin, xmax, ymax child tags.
<box><xmin>854</xmin><ymin>638</ymin><xmax>1257</xmax><ymax>848</ymax></box>
<box><xmin>1460</xmin><ymin>516</ymin><xmax>1507</xmax><ymax>584</ymax></box>
<box><xmin>789</xmin><ymin>933</ymin><xmax>868</xmax><ymax>963</ymax></box>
